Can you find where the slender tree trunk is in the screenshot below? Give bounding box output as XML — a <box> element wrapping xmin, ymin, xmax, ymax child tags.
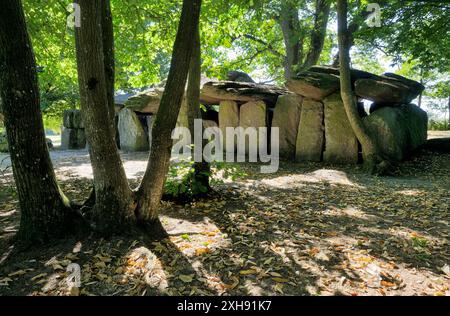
<box><xmin>332</xmin><ymin>4</ymin><xmax>373</xmax><ymax>67</ymax></box>
<box><xmin>337</xmin><ymin>0</ymin><xmax>388</xmax><ymax>174</ymax></box>
<box><xmin>0</xmin><ymin>0</ymin><xmax>79</xmax><ymax>244</ymax></box>
<box><xmin>186</xmin><ymin>23</ymin><xmax>210</xmax><ymax>194</ymax></box>
<box><xmin>136</xmin><ymin>0</ymin><xmax>202</xmax><ymax>224</ymax></box>
<box><xmin>418</xmin><ymin>68</ymin><xmax>424</xmax><ymax>108</ymax></box>
<box><xmin>279</xmin><ymin>1</ymin><xmax>301</xmax><ymax>80</ymax></box>
<box><xmin>75</xmin><ymin>0</ymin><xmax>134</xmax><ymax>233</ymax></box>
<box><xmin>101</xmin><ymin>0</ymin><xmax>116</xmax><ymax>137</ymax></box>
<box><xmin>302</xmin><ymin>0</ymin><xmax>332</xmax><ymax>69</ymax></box>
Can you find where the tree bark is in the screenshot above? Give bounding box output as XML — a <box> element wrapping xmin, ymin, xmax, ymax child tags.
<box><xmin>418</xmin><ymin>68</ymin><xmax>424</xmax><ymax>108</ymax></box>
<box><xmin>136</xmin><ymin>0</ymin><xmax>202</xmax><ymax>223</ymax></box>
<box><xmin>186</xmin><ymin>22</ymin><xmax>210</xmax><ymax>194</ymax></box>
<box><xmin>75</xmin><ymin>0</ymin><xmax>134</xmax><ymax>233</ymax></box>
<box><xmin>332</xmin><ymin>4</ymin><xmax>373</xmax><ymax>67</ymax></box>
<box><xmin>101</xmin><ymin>0</ymin><xmax>116</xmax><ymax>137</ymax></box>
<box><xmin>279</xmin><ymin>1</ymin><xmax>302</xmax><ymax>80</ymax></box>
<box><xmin>337</xmin><ymin>0</ymin><xmax>389</xmax><ymax>174</ymax></box>
<box><xmin>0</xmin><ymin>0</ymin><xmax>79</xmax><ymax>244</ymax></box>
<box><xmin>302</xmin><ymin>0</ymin><xmax>332</xmax><ymax>70</ymax></box>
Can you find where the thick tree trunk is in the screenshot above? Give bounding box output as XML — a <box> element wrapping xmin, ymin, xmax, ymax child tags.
<box><xmin>186</xmin><ymin>23</ymin><xmax>210</xmax><ymax>194</ymax></box>
<box><xmin>279</xmin><ymin>1</ymin><xmax>301</xmax><ymax>80</ymax></box>
<box><xmin>302</xmin><ymin>0</ymin><xmax>332</xmax><ymax>70</ymax></box>
<box><xmin>101</xmin><ymin>0</ymin><xmax>116</xmax><ymax>137</ymax></box>
<box><xmin>136</xmin><ymin>0</ymin><xmax>202</xmax><ymax>223</ymax></box>
<box><xmin>0</xmin><ymin>0</ymin><xmax>79</xmax><ymax>244</ymax></box>
<box><xmin>75</xmin><ymin>0</ymin><xmax>133</xmax><ymax>233</ymax></box>
<box><xmin>337</xmin><ymin>0</ymin><xmax>389</xmax><ymax>174</ymax></box>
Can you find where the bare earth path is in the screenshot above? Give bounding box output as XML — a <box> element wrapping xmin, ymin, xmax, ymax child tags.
<box><xmin>0</xmin><ymin>135</ymin><xmax>449</xmax><ymax>296</ymax></box>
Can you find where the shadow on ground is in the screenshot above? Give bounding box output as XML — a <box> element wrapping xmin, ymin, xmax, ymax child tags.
<box><xmin>0</xmin><ymin>149</ymin><xmax>449</xmax><ymax>296</ymax></box>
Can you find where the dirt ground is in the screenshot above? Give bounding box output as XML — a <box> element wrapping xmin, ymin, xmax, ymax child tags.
<box><xmin>0</xmin><ymin>135</ymin><xmax>449</xmax><ymax>296</ymax></box>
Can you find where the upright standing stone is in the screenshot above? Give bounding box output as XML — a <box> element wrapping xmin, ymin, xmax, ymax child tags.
<box><xmin>63</xmin><ymin>109</ymin><xmax>84</xmax><ymax>129</ymax></box>
<box><xmin>61</xmin><ymin>127</ymin><xmax>86</xmax><ymax>150</ymax></box>
<box><xmin>239</xmin><ymin>101</ymin><xmax>267</xmax><ymax>128</ymax></box>
<box><xmin>272</xmin><ymin>94</ymin><xmax>302</xmax><ymax>159</ymax></box>
<box><xmin>174</xmin><ymin>99</ymin><xmax>191</xmax><ymax>148</ymax></box>
<box><xmin>118</xmin><ymin>108</ymin><xmax>149</xmax><ymax>152</ymax></box>
<box><xmin>362</xmin><ymin>104</ymin><xmax>427</xmax><ymax>161</ymax></box>
<box><xmin>219</xmin><ymin>100</ymin><xmax>239</xmax><ymax>153</ymax></box>
<box><xmin>403</xmin><ymin>104</ymin><xmax>428</xmax><ymax>150</ymax></box>
<box><xmin>295</xmin><ymin>99</ymin><xmax>324</xmax><ymax>162</ymax></box>
<box><xmin>239</xmin><ymin>101</ymin><xmax>267</xmax><ymax>155</ymax></box>
<box><xmin>323</xmin><ymin>93</ymin><xmax>358</xmax><ymax>163</ymax></box>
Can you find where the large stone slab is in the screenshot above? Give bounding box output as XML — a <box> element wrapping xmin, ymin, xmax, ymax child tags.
<box><xmin>272</xmin><ymin>94</ymin><xmax>302</xmax><ymax>159</ymax></box>
<box><xmin>124</xmin><ymin>88</ymin><xmax>164</xmax><ymax>114</ymax></box>
<box><xmin>118</xmin><ymin>108</ymin><xmax>149</xmax><ymax>152</ymax></box>
<box><xmin>355</xmin><ymin>76</ymin><xmax>421</xmax><ymax>106</ymax></box>
<box><xmin>240</xmin><ymin>101</ymin><xmax>267</xmax><ymax>128</ymax></box>
<box><xmin>239</xmin><ymin>101</ymin><xmax>267</xmax><ymax>155</ymax></box>
<box><xmin>323</xmin><ymin>93</ymin><xmax>359</xmax><ymax>163</ymax></box>
<box><xmin>382</xmin><ymin>73</ymin><xmax>425</xmax><ymax>96</ymax></box>
<box><xmin>61</xmin><ymin>127</ymin><xmax>86</xmax><ymax>150</ymax></box>
<box><xmin>295</xmin><ymin>99</ymin><xmax>324</xmax><ymax>162</ymax></box>
<box><xmin>286</xmin><ymin>71</ymin><xmax>340</xmax><ymax>101</ymax></box>
<box><xmin>219</xmin><ymin>100</ymin><xmax>239</xmax><ymax>153</ymax></box>
<box><xmin>363</xmin><ymin>107</ymin><xmax>407</xmax><ymax>161</ymax></box>
<box><xmin>404</xmin><ymin>104</ymin><xmax>428</xmax><ymax>150</ymax></box>
<box><xmin>309</xmin><ymin>66</ymin><xmax>375</xmax><ymax>82</ymax></box>
<box><xmin>201</xmin><ymin>81</ymin><xmax>289</xmax><ymax>107</ymax></box>
<box><xmin>363</xmin><ymin>104</ymin><xmax>428</xmax><ymax>161</ymax></box>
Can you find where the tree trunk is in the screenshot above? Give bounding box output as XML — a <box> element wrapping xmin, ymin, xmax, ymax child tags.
<box><xmin>186</xmin><ymin>22</ymin><xmax>210</xmax><ymax>195</ymax></box>
<box><xmin>136</xmin><ymin>0</ymin><xmax>202</xmax><ymax>223</ymax></box>
<box><xmin>332</xmin><ymin>6</ymin><xmax>373</xmax><ymax>67</ymax></box>
<box><xmin>302</xmin><ymin>0</ymin><xmax>332</xmax><ymax>70</ymax></box>
<box><xmin>101</xmin><ymin>0</ymin><xmax>116</xmax><ymax>137</ymax></box>
<box><xmin>337</xmin><ymin>0</ymin><xmax>389</xmax><ymax>174</ymax></box>
<box><xmin>75</xmin><ymin>0</ymin><xmax>134</xmax><ymax>233</ymax></box>
<box><xmin>279</xmin><ymin>1</ymin><xmax>301</xmax><ymax>80</ymax></box>
<box><xmin>0</xmin><ymin>0</ymin><xmax>79</xmax><ymax>244</ymax></box>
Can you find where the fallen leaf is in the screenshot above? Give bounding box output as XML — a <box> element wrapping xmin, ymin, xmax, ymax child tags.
<box><xmin>271</xmin><ymin>277</ymin><xmax>289</xmax><ymax>283</ymax></box>
<box><xmin>179</xmin><ymin>274</ymin><xmax>194</xmax><ymax>283</ymax></box>
<box><xmin>239</xmin><ymin>269</ymin><xmax>257</xmax><ymax>275</ymax></box>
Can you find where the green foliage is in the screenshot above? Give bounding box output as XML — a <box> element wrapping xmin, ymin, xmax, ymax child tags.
<box><xmin>164</xmin><ymin>161</ymin><xmax>206</xmax><ymax>199</ymax></box>
<box><xmin>428</xmin><ymin>120</ymin><xmax>449</xmax><ymax>131</ymax></box>
<box><xmin>42</xmin><ymin>115</ymin><xmax>62</xmax><ymax>134</ymax></box>
<box><xmin>357</xmin><ymin>1</ymin><xmax>450</xmax><ymax>73</ymax></box>
<box><xmin>20</xmin><ymin>0</ymin><xmax>448</xmax><ymax>120</ymax></box>
<box><xmin>164</xmin><ymin>160</ymin><xmax>246</xmax><ymax>199</ymax></box>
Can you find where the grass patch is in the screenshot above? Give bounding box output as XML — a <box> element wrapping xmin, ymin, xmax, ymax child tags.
<box><xmin>428</xmin><ymin>120</ymin><xmax>450</xmax><ymax>131</ymax></box>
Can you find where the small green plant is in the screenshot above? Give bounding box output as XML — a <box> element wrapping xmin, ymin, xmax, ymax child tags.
<box><xmin>411</xmin><ymin>236</ymin><xmax>428</xmax><ymax>249</ymax></box>
<box><xmin>181</xmin><ymin>234</ymin><xmax>191</xmax><ymax>241</ymax></box>
<box><xmin>164</xmin><ymin>160</ymin><xmax>247</xmax><ymax>200</ymax></box>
